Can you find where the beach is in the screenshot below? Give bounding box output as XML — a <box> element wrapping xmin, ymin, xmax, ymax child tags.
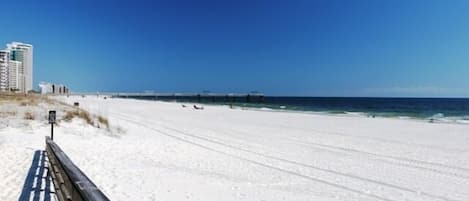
<box><xmin>1</xmin><ymin>96</ymin><xmax>469</xmax><ymax>201</ymax></box>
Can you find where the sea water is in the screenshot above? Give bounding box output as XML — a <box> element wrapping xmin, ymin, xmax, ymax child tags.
<box><xmin>131</xmin><ymin>96</ymin><xmax>469</xmax><ymax>123</ymax></box>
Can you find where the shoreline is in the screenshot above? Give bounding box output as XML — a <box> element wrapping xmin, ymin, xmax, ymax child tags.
<box><xmin>115</xmin><ymin>97</ymin><xmax>469</xmax><ymax>125</ymax></box>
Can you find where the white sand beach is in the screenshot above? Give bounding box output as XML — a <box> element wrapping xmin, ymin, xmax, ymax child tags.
<box><xmin>1</xmin><ymin>96</ymin><xmax>469</xmax><ymax>201</ymax></box>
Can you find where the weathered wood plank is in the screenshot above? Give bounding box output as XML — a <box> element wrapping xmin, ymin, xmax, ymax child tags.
<box><xmin>46</xmin><ymin>137</ymin><xmax>110</xmax><ymax>201</ymax></box>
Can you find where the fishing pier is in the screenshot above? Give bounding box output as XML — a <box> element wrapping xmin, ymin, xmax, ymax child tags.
<box><xmin>71</xmin><ymin>92</ymin><xmax>265</xmax><ymax>103</ymax></box>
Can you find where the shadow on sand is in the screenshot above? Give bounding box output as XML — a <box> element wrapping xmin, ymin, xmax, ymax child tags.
<box><xmin>18</xmin><ymin>150</ymin><xmax>55</xmax><ymax>201</ymax></box>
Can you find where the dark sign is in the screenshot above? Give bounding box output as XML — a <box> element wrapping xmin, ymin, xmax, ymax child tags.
<box><xmin>49</xmin><ymin>110</ymin><xmax>56</xmax><ymax>124</ymax></box>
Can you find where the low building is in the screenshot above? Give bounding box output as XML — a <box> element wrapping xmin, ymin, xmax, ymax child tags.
<box><xmin>39</xmin><ymin>82</ymin><xmax>70</xmax><ymax>95</ymax></box>
<box><xmin>39</xmin><ymin>82</ymin><xmax>52</xmax><ymax>94</ymax></box>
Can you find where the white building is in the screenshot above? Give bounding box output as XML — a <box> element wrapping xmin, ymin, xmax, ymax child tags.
<box><xmin>39</xmin><ymin>82</ymin><xmax>69</xmax><ymax>95</ymax></box>
<box><xmin>38</xmin><ymin>82</ymin><xmax>52</xmax><ymax>94</ymax></box>
<box><xmin>7</xmin><ymin>42</ymin><xmax>33</xmax><ymax>92</ymax></box>
<box><xmin>0</xmin><ymin>50</ymin><xmax>9</xmax><ymax>91</ymax></box>
<box><xmin>8</xmin><ymin>60</ymin><xmax>23</xmax><ymax>92</ymax></box>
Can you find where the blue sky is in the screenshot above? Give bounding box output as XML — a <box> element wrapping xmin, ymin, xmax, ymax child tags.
<box><xmin>1</xmin><ymin>0</ymin><xmax>469</xmax><ymax>97</ymax></box>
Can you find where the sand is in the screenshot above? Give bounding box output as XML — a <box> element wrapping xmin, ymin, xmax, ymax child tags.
<box><xmin>1</xmin><ymin>96</ymin><xmax>469</xmax><ymax>201</ymax></box>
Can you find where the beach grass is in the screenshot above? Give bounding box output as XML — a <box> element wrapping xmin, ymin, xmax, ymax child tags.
<box><xmin>0</xmin><ymin>94</ymin><xmax>111</xmax><ymax>129</ymax></box>
<box><xmin>63</xmin><ymin>109</ymin><xmax>93</xmax><ymax>125</ymax></box>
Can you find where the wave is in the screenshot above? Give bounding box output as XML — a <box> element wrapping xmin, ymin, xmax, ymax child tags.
<box><xmin>259</xmin><ymin>107</ymin><xmax>273</xmax><ymax>111</ymax></box>
<box><xmin>237</xmin><ymin>105</ymin><xmax>469</xmax><ymax>125</ymax></box>
<box><xmin>424</xmin><ymin>113</ymin><xmax>469</xmax><ymax>124</ymax></box>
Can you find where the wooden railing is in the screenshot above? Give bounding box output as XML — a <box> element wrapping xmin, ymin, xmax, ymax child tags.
<box><xmin>46</xmin><ymin>137</ymin><xmax>110</xmax><ymax>201</ymax></box>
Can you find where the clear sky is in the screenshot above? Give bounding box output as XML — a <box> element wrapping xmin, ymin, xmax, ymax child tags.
<box><xmin>1</xmin><ymin>0</ymin><xmax>469</xmax><ymax>97</ymax></box>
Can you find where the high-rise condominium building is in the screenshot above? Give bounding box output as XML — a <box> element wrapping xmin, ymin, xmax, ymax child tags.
<box><xmin>7</xmin><ymin>42</ymin><xmax>33</xmax><ymax>92</ymax></box>
<box><xmin>8</xmin><ymin>60</ymin><xmax>23</xmax><ymax>92</ymax></box>
<box><xmin>0</xmin><ymin>50</ymin><xmax>9</xmax><ymax>91</ymax></box>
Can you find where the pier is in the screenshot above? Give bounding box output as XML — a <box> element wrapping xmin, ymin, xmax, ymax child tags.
<box><xmin>70</xmin><ymin>92</ymin><xmax>265</xmax><ymax>103</ymax></box>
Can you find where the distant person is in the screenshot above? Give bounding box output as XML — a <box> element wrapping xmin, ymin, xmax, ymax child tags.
<box><xmin>193</xmin><ymin>105</ymin><xmax>204</xmax><ymax>110</ymax></box>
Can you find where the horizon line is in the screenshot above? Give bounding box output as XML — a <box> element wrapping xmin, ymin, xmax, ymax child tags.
<box><xmin>65</xmin><ymin>91</ymin><xmax>469</xmax><ymax>99</ymax></box>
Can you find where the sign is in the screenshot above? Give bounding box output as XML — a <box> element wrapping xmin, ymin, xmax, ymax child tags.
<box><xmin>49</xmin><ymin>110</ymin><xmax>56</xmax><ymax>124</ymax></box>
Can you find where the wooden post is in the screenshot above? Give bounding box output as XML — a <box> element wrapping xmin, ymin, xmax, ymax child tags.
<box><xmin>51</xmin><ymin>123</ymin><xmax>54</xmax><ymax>140</ymax></box>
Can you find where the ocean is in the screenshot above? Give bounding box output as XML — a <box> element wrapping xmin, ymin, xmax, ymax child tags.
<box><xmin>127</xmin><ymin>96</ymin><xmax>469</xmax><ymax>123</ymax></box>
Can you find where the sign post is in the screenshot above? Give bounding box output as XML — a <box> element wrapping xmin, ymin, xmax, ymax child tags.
<box><xmin>49</xmin><ymin>111</ymin><xmax>56</xmax><ymax>140</ymax></box>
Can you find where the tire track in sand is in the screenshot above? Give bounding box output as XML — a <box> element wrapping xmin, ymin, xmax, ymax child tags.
<box><xmin>112</xmin><ymin>111</ymin><xmax>461</xmax><ymax>201</ymax></box>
